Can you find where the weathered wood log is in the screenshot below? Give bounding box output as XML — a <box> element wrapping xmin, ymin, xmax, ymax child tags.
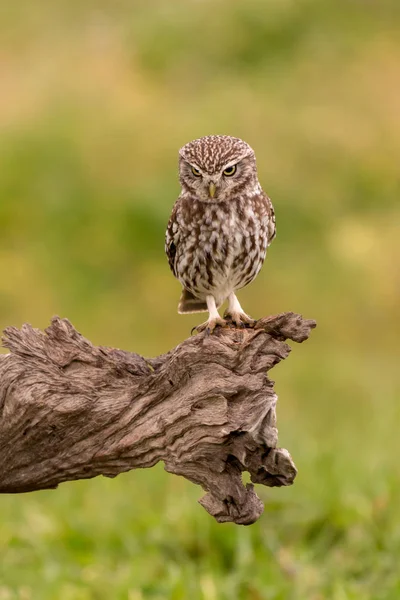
<box><xmin>0</xmin><ymin>313</ymin><xmax>315</xmax><ymax>525</ymax></box>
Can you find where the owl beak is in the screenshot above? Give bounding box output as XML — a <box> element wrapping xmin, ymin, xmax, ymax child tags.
<box><xmin>209</xmin><ymin>182</ymin><xmax>216</xmax><ymax>198</ymax></box>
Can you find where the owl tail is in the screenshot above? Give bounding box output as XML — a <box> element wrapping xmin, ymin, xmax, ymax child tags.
<box><xmin>178</xmin><ymin>288</ymin><xmax>208</xmax><ymax>314</ymax></box>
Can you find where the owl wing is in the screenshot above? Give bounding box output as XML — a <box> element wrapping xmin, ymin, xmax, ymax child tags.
<box><xmin>263</xmin><ymin>193</ymin><xmax>276</xmax><ymax>246</ymax></box>
<box><xmin>165</xmin><ymin>202</ymin><xmax>180</xmax><ymax>277</ymax></box>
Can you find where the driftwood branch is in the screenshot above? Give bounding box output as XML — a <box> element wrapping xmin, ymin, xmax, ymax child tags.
<box><xmin>0</xmin><ymin>313</ymin><xmax>315</xmax><ymax>525</ymax></box>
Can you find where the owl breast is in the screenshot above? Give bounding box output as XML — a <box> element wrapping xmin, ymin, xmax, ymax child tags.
<box><xmin>171</xmin><ymin>194</ymin><xmax>271</xmax><ymax>307</ymax></box>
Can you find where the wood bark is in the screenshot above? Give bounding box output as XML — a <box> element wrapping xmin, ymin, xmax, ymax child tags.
<box><xmin>0</xmin><ymin>312</ymin><xmax>315</xmax><ymax>525</ymax></box>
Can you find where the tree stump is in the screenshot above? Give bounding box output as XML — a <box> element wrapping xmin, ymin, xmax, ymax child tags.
<box><xmin>0</xmin><ymin>312</ymin><xmax>315</xmax><ymax>525</ymax></box>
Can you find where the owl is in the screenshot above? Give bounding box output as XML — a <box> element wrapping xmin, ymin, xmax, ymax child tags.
<box><xmin>165</xmin><ymin>135</ymin><xmax>276</xmax><ymax>333</ymax></box>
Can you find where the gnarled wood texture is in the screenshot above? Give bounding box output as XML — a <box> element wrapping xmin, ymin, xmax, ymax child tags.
<box><xmin>0</xmin><ymin>313</ymin><xmax>315</xmax><ymax>525</ymax></box>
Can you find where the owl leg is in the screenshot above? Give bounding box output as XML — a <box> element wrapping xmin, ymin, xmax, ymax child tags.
<box><xmin>193</xmin><ymin>295</ymin><xmax>227</xmax><ymax>335</ymax></box>
<box><xmin>224</xmin><ymin>293</ymin><xmax>256</xmax><ymax>328</ymax></box>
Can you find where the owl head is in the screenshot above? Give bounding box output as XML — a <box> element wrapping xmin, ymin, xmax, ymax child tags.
<box><xmin>178</xmin><ymin>135</ymin><xmax>259</xmax><ymax>202</ymax></box>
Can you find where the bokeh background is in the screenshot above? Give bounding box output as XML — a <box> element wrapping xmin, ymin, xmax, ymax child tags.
<box><xmin>1</xmin><ymin>0</ymin><xmax>399</xmax><ymax>598</ymax></box>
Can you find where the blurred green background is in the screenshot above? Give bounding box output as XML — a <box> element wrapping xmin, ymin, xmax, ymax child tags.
<box><xmin>1</xmin><ymin>0</ymin><xmax>399</xmax><ymax>598</ymax></box>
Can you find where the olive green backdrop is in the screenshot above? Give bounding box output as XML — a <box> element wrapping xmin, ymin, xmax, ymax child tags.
<box><xmin>0</xmin><ymin>1</ymin><xmax>399</xmax><ymax>598</ymax></box>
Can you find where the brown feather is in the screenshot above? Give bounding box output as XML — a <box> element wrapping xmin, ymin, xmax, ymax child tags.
<box><xmin>178</xmin><ymin>289</ymin><xmax>208</xmax><ymax>314</ymax></box>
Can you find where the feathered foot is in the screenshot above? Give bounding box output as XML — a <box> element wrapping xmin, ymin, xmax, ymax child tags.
<box><xmin>192</xmin><ymin>316</ymin><xmax>227</xmax><ymax>336</ymax></box>
<box><xmin>224</xmin><ymin>311</ymin><xmax>256</xmax><ymax>328</ymax></box>
<box><xmin>191</xmin><ymin>295</ymin><xmax>227</xmax><ymax>335</ymax></box>
<box><xmin>224</xmin><ymin>293</ymin><xmax>256</xmax><ymax>329</ymax></box>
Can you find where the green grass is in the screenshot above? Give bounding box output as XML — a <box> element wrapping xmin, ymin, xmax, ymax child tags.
<box><xmin>0</xmin><ymin>0</ymin><xmax>399</xmax><ymax>597</ymax></box>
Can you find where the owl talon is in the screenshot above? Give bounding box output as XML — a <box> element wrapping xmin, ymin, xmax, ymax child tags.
<box><xmin>224</xmin><ymin>311</ymin><xmax>256</xmax><ymax>329</ymax></box>
<box><xmin>194</xmin><ymin>317</ymin><xmax>227</xmax><ymax>335</ymax></box>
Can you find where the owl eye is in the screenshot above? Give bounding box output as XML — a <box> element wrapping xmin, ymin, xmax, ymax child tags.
<box><xmin>223</xmin><ymin>165</ymin><xmax>237</xmax><ymax>176</ymax></box>
<box><xmin>191</xmin><ymin>166</ymin><xmax>202</xmax><ymax>177</ymax></box>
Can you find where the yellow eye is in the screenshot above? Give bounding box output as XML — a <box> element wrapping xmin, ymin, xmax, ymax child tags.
<box><xmin>191</xmin><ymin>166</ymin><xmax>202</xmax><ymax>177</ymax></box>
<box><xmin>223</xmin><ymin>165</ymin><xmax>237</xmax><ymax>176</ymax></box>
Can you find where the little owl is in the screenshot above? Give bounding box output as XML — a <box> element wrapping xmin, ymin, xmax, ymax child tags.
<box><xmin>165</xmin><ymin>135</ymin><xmax>276</xmax><ymax>333</ymax></box>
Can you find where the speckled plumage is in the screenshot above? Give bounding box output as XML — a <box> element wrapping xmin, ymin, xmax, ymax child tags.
<box><xmin>165</xmin><ymin>135</ymin><xmax>276</xmax><ymax>332</ymax></box>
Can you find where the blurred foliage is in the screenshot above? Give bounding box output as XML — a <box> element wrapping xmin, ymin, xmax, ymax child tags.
<box><xmin>0</xmin><ymin>0</ymin><xmax>400</xmax><ymax>598</ymax></box>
